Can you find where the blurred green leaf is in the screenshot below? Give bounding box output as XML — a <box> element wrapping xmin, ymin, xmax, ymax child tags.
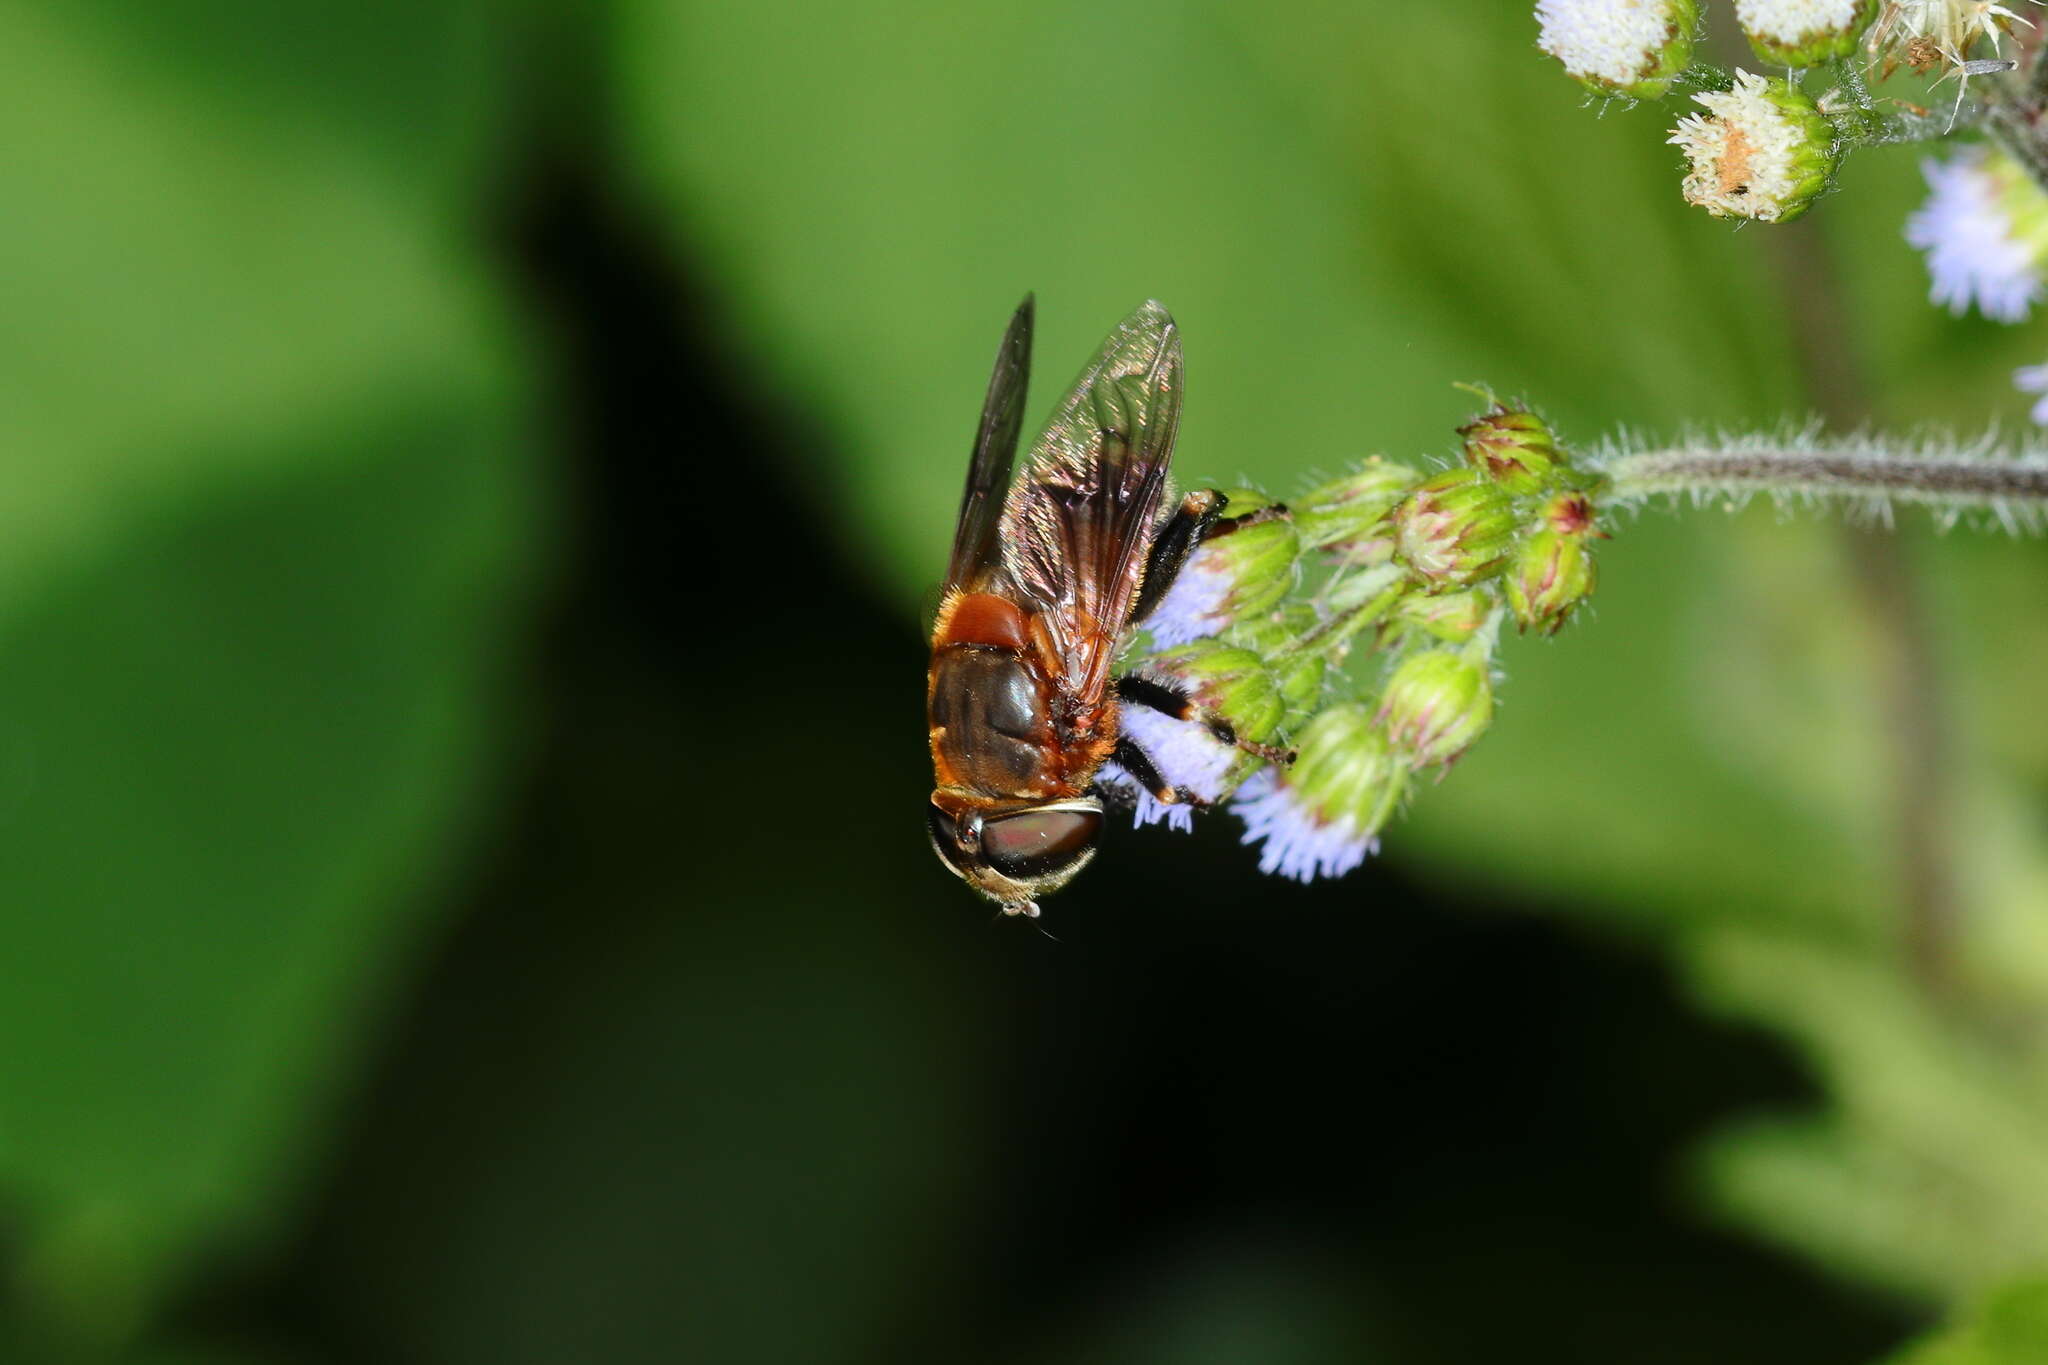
<box><xmin>1886</xmin><ymin>1279</ymin><xmax>2048</xmax><ymax>1364</ymax></box>
<box><xmin>0</xmin><ymin>0</ymin><xmax>540</xmax><ymax>1344</ymax></box>
<box><xmin>610</xmin><ymin>0</ymin><xmax>1800</xmax><ymax>604</ymax></box>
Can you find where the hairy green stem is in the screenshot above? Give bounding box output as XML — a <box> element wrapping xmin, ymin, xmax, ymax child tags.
<box><xmin>1289</xmin><ymin>566</ymin><xmax>1404</xmax><ymax>660</ymax></box>
<box><xmin>1601</xmin><ymin>447</ymin><xmax>2048</xmax><ymax>514</ymax></box>
<box><xmin>1828</xmin><ymin>102</ymin><xmax>1980</xmax><ymax>146</ymax></box>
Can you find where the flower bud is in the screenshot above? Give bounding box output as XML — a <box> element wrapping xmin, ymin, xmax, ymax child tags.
<box><xmin>1225</xmin><ymin>605</ymin><xmax>1330</xmax><ymax>727</ymax></box>
<box><xmin>1537</xmin><ymin>0</ymin><xmax>1698</xmax><ymax>101</ymax></box>
<box><xmin>1390</xmin><ymin>470</ymin><xmax>1518</xmax><ymax>589</ymax></box>
<box><xmin>1539</xmin><ymin>490</ymin><xmax>1600</xmax><ymax>536</ymax></box>
<box><xmin>1669</xmin><ymin>71</ymin><xmax>1836</xmax><ymax>224</ymax></box>
<box><xmin>1734</xmin><ymin>0</ymin><xmax>1878</xmax><ymax>67</ymax></box>
<box><xmin>1145</xmin><ymin>640</ymin><xmax>1286</xmax><ymax>746</ymax></box>
<box><xmin>1232</xmin><ymin>705</ymin><xmax>1405</xmax><ymax>882</ymax></box>
<box><xmin>1295</xmin><ymin>459</ymin><xmax>1420</xmax><ymax>556</ymax></box>
<box><xmin>1383</xmin><ymin>588</ymin><xmax>1492</xmax><ymax>646</ymax></box>
<box><xmin>1460</xmin><ymin>405</ymin><xmax>1566</xmax><ymax>496</ymax></box>
<box><xmin>1274</xmin><ymin>652</ymin><xmax>1328</xmax><ymax>729</ymax></box>
<box><xmin>1143</xmin><ymin>490</ymin><xmax>1301</xmax><ymax>647</ymax></box>
<box><xmin>1505</xmin><ymin>529</ymin><xmax>1598</xmax><ymax>634</ymax></box>
<box><xmin>1376</xmin><ymin>649</ymin><xmax>1494</xmax><ymax>769</ymax></box>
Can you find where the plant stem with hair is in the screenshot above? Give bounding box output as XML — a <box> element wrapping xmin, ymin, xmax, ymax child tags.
<box><xmin>1600</xmin><ymin>444</ymin><xmax>2048</xmax><ymax>517</ymax></box>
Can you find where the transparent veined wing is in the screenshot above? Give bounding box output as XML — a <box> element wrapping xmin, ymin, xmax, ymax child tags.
<box><xmin>1000</xmin><ymin>300</ymin><xmax>1182</xmax><ymax>706</ymax></box>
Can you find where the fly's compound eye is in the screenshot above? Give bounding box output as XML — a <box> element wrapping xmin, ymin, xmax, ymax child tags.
<box><xmin>980</xmin><ymin>807</ymin><xmax>1103</xmax><ymax>882</ymax></box>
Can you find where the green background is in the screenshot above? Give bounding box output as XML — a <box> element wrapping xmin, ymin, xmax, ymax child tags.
<box><xmin>5</xmin><ymin>0</ymin><xmax>2047</xmax><ymax>1360</ymax></box>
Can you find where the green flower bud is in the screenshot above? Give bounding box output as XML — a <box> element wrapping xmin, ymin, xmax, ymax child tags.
<box><xmin>1384</xmin><ymin>588</ymin><xmax>1493</xmax><ymax>646</ymax></box>
<box><xmin>1233</xmin><ymin>704</ymin><xmax>1406</xmax><ymax>882</ymax></box>
<box><xmin>1295</xmin><ymin>459</ymin><xmax>1420</xmax><ymax>555</ymax></box>
<box><xmin>1540</xmin><ymin>490</ymin><xmax>1599</xmax><ymax>536</ymax></box>
<box><xmin>1146</xmin><ymin>493</ymin><xmax>1301</xmax><ymax>648</ymax></box>
<box><xmin>1460</xmin><ymin>405</ymin><xmax>1566</xmax><ymax>496</ymax></box>
<box><xmin>1735</xmin><ymin>0</ymin><xmax>1878</xmax><ymax>68</ymax></box>
<box><xmin>1505</xmin><ymin>530</ymin><xmax>1597</xmax><ymax>636</ymax></box>
<box><xmin>1146</xmin><ymin>639</ymin><xmax>1286</xmax><ymax>745</ymax></box>
<box><xmin>1225</xmin><ymin>605</ymin><xmax>1329</xmax><ymax>727</ymax></box>
<box><xmin>1537</xmin><ymin>0</ymin><xmax>1699</xmax><ymax>102</ymax></box>
<box><xmin>1210</xmin><ymin>492</ymin><xmax>1300</xmax><ymax>614</ymax></box>
<box><xmin>1669</xmin><ymin>71</ymin><xmax>1836</xmax><ymax>224</ymax></box>
<box><xmin>1390</xmin><ymin>470</ymin><xmax>1518</xmax><ymax>589</ymax></box>
<box><xmin>1274</xmin><ymin>652</ymin><xmax>1327</xmax><ymax>729</ymax></box>
<box><xmin>1376</xmin><ymin>649</ymin><xmax>1494</xmax><ymax>769</ymax></box>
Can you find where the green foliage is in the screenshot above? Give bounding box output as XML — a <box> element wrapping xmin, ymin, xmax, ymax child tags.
<box><xmin>1887</xmin><ymin>1279</ymin><xmax>2048</xmax><ymax>1364</ymax></box>
<box><xmin>0</xmin><ymin>0</ymin><xmax>540</xmax><ymax>1348</ymax></box>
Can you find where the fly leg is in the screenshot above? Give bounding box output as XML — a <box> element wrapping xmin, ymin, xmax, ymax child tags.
<box><xmin>1106</xmin><ymin>733</ymin><xmax>1209</xmax><ymax>809</ymax></box>
<box><xmin>1116</xmin><ymin>674</ymin><xmax>1296</xmax><ymax>766</ymax></box>
<box><xmin>1131</xmin><ymin>489</ymin><xmax>1226</xmax><ymax>625</ymax></box>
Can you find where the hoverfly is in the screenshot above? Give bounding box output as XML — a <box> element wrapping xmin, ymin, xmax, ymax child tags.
<box><xmin>926</xmin><ymin>298</ymin><xmax>1230</xmax><ymax>917</ymax></box>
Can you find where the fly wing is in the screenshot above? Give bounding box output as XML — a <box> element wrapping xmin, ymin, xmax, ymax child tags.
<box><xmin>1001</xmin><ymin>300</ymin><xmax>1182</xmax><ymax>705</ymax></box>
<box><xmin>943</xmin><ymin>296</ymin><xmax>1035</xmax><ymax>594</ymax></box>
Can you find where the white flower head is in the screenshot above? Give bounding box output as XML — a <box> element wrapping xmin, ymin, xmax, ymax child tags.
<box><xmin>1736</xmin><ymin>0</ymin><xmax>1878</xmax><ymax>64</ymax></box>
<box><xmin>1537</xmin><ymin>0</ymin><xmax>1699</xmax><ymax>99</ymax></box>
<box><xmin>1905</xmin><ymin>146</ymin><xmax>2048</xmax><ymax>322</ymax></box>
<box><xmin>2014</xmin><ymin>362</ymin><xmax>2048</xmax><ymax>423</ymax></box>
<box><xmin>1668</xmin><ymin>70</ymin><xmax>1835</xmax><ymax>223</ymax></box>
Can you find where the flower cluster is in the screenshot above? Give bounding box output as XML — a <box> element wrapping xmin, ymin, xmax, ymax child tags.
<box><xmin>1108</xmin><ymin>402</ymin><xmax>1605</xmax><ymax>883</ymax></box>
<box><xmin>1531</xmin><ymin>0</ymin><xmax>2048</xmax><ymax>421</ymax></box>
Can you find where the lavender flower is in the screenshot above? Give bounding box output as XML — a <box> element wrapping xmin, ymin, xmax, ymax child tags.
<box><xmin>1103</xmin><ymin>703</ymin><xmax>1238</xmax><ymax>833</ymax></box>
<box><xmin>1232</xmin><ymin>705</ymin><xmax>1404</xmax><ymax>883</ymax></box>
<box><xmin>1141</xmin><ymin>549</ymin><xmax>1234</xmax><ymax>648</ymax></box>
<box><xmin>1906</xmin><ymin>147</ymin><xmax>2048</xmax><ymax>323</ymax></box>
<box><xmin>1140</xmin><ymin>491</ymin><xmax>1300</xmax><ymax>647</ymax></box>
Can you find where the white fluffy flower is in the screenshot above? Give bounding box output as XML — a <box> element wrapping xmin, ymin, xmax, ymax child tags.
<box><xmin>1537</xmin><ymin>0</ymin><xmax>1693</xmax><ymax>93</ymax></box>
<box><xmin>1736</xmin><ymin>0</ymin><xmax>1876</xmax><ymax>63</ymax></box>
<box><xmin>1737</xmin><ymin>0</ymin><xmax>1868</xmax><ymax>38</ymax></box>
<box><xmin>1905</xmin><ymin>147</ymin><xmax>2045</xmax><ymax>322</ymax></box>
<box><xmin>1231</xmin><ymin>769</ymin><xmax>1376</xmax><ymax>884</ymax></box>
<box><xmin>2015</xmin><ymin>362</ymin><xmax>2048</xmax><ymax>423</ymax></box>
<box><xmin>1668</xmin><ymin>71</ymin><xmax>1833</xmax><ymax>222</ymax></box>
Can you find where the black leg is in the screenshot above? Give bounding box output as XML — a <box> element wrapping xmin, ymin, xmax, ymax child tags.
<box><xmin>1116</xmin><ymin>673</ymin><xmax>1296</xmax><ymax>765</ymax></box>
<box><xmin>1105</xmin><ymin>734</ymin><xmax>1198</xmax><ymax>805</ymax></box>
<box><xmin>1117</xmin><ymin>673</ymin><xmax>1199</xmax><ymax>722</ymax></box>
<box><xmin>1131</xmin><ymin>489</ymin><xmax>1226</xmax><ymax>625</ymax></box>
